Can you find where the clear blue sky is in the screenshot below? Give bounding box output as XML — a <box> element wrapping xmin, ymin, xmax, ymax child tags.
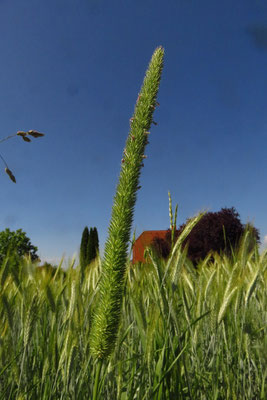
<box><xmin>0</xmin><ymin>0</ymin><xmax>266</xmax><ymax>265</ymax></box>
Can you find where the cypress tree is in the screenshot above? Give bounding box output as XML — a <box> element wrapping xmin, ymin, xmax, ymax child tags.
<box><xmin>92</xmin><ymin>227</ymin><xmax>99</xmax><ymax>258</ymax></box>
<box><xmin>87</xmin><ymin>227</ymin><xmax>99</xmax><ymax>264</ymax></box>
<box><xmin>87</xmin><ymin>228</ymin><xmax>94</xmax><ymax>265</ymax></box>
<box><xmin>80</xmin><ymin>226</ymin><xmax>89</xmax><ymax>273</ymax></box>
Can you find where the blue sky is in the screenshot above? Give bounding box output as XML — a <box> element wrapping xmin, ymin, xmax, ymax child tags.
<box><xmin>0</xmin><ymin>0</ymin><xmax>266</xmax><ymax>265</ymax></box>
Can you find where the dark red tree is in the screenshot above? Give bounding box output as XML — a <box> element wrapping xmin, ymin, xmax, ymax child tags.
<box><xmin>152</xmin><ymin>208</ymin><xmax>260</xmax><ymax>265</ymax></box>
<box><xmin>151</xmin><ymin>236</ymin><xmax>171</xmax><ymax>259</ymax></box>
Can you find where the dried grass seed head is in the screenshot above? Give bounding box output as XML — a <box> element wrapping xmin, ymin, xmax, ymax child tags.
<box><xmin>5</xmin><ymin>167</ymin><xmax>16</xmax><ymax>183</ymax></box>
<box><xmin>27</xmin><ymin>130</ymin><xmax>45</xmax><ymax>138</ymax></box>
<box><xmin>17</xmin><ymin>131</ymin><xmax>27</xmax><ymax>137</ymax></box>
<box><xmin>22</xmin><ymin>136</ymin><xmax>31</xmax><ymax>142</ymax></box>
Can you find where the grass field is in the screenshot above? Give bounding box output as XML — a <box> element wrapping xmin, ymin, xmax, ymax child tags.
<box><xmin>0</xmin><ymin>226</ymin><xmax>266</xmax><ymax>399</ymax></box>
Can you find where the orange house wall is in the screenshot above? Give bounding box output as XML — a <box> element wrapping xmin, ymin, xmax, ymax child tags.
<box><xmin>132</xmin><ymin>230</ymin><xmax>168</xmax><ymax>264</ymax></box>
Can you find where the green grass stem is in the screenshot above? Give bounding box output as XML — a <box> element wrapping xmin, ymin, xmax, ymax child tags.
<box><xmin>89</xmin><ymin>46</ymin><xmax>164</xmax><ymax>360</ymax></box>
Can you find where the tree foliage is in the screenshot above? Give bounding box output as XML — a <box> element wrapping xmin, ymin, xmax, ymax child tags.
<box><xmin>80</xmin><ymin>226</ymin><xmax>90</xmax><ymax>271</ymax></box>
<box><xmin>151</xmin><ymin>207</ymin><xmax>260</xmax><ymax>265</ymax></box>
<box><xmin>87</xmin><ymin>227</ymin><xmax>99</xmax><ymax>264</ymax></box>
<box><xmin>36</xmin><ymin>262</ymin><xmax>66</xmax><ymax>280</ymax></box>
<box><xmin>151</xmin><ymin>236</ymin><xmax>171</xmax><ymax>260</ymax></box>
<box><xmin>79</xmin><ymin>226</ymin><xmax>99</xmax><ymax>272</ymax></box>
<box><xmin>0</xmin><ymin>228</ymin><xmax>39</xmax><ymax>265</ymax></box>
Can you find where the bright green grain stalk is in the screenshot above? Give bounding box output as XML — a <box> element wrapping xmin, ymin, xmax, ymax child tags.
<box><xmin>168</xmin><ymin>191</ymin><xmax>178</xmax><ymax>251</ymax></box>
<box><xmin>1</xmin><ymin>293</ymin><xmax>13</xmax><ymax>331</ymax></box>
<box><xmin>217</xmin><ymin>286</ymin><xmax>238</xmax><ymax>325</ymax></box>
<box><xmin>161</xmin><ymin>211</ymin><xmax>204</xmax><ymax>288</ymax></box>
<box><xmin>244</xmin><ymin>268</ymin><xmax>260</xmax><ymax>308</ymax></box>
<box><xmin>168</xmin><ymin>191</ymin><xmax>174</xmax><ymax>230</ymax></box>
<box><xmin>23</xmin><ymin>293</ymin><xmax>38</xmax><ymax>349</ymax></box>
<box><xmin>89</xmin><ymin>47</ymin><xmax>164</xmax><ymax>360</ymax></box>
<box><xmin>0</xmin><ymin>237</ymin><xmax>266</xmax><ymax>398</ymax></box>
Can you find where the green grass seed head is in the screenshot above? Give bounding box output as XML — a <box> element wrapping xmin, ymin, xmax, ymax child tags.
<box><xmin>89</xmin><ymin>47</ymin><xmax>164</xmax><ymax>360</ymax></box>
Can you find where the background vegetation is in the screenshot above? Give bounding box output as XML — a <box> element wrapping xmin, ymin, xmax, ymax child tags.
<box><xmin>79</xmin><ymin>226</ymin><xmax>99</xmax><ymax>277</ymax></box>
<box><xmin>151</xmin><ymin>207</ymin><xmax>260</xmax><ymax>265</ymax></box>
<box><xmin>0</xmin><ymin>224</ymin><xmax>266</xmax><ymax>399</ymax></box>
<box><xmin>0</xmin><ymin>228</ymin><xmax>39</xmax><ymax>266</ymax></box>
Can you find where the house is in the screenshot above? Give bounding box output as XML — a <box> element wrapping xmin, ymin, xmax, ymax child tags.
<box><xmin>132</xmin><ymin>230</ymin><xmax>169</xmax><ymax>264</ymax></box>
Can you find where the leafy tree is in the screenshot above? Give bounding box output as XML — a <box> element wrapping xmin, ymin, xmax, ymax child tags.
<box><xmin>0</xmin><ymin>228</ymin><xmax>39</xmax><ymax>265</ymax></box>
<box><xmin>152</xmin><ymin>207</ymin><xmax>260</xmax><ymax>265</ymax></box>
<box><xmin>176</xmin><ymin>207</ymin><xmax>260</xmax><ymax>264</ymax></box>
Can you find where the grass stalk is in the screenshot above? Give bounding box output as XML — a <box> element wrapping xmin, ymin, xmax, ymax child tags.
<box><xmin>0</xmin><ymin>238</ymin><xmax>266</xmax><ymax>398</ymax></box>
<box><xmin>89</xmin><ymin>46</ymin><xmax>164</xmax><ymax>360</ymax></box>
<box><xmin>92</xmin><ymin>361</ymin><xmax>102</xmax><ymax>400</ymax></box>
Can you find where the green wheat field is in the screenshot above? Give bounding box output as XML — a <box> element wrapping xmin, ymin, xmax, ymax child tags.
<box><xmin>0</xmin><ymin>225</ymin><xmax>266</xmax><ymax>399</ymax></box>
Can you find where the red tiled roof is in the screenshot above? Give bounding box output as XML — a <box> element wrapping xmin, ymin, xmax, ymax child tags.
<box><xmin>132</xmin><ymin>230</ymin><xmax>168</xmax><ymax>264</ymax></box>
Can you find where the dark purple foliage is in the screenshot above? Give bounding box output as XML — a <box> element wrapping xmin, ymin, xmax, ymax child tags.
<box><xmin>152</xmin><ymin>207</ymin><xmax>260</xmax><ymax>265</ymax></box>
<box><xmin>151</xmin><ymin>237</ymin><xmax>171</xmax><ymax>259</ymax></box>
